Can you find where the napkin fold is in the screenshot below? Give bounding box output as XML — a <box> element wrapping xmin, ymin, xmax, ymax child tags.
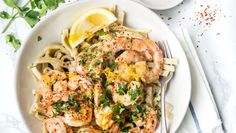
<box><xmin>172</xmin><ymin>28</ymin><xmax>224</xmax><ymax>133</ymax></box>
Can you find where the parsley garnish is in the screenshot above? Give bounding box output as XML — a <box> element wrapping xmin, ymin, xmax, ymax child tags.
<box><xmin>106</xmin><ymin>61</ymin><xmax>118</xmax><ymax>70</ymax></box>
<box><xmin>98</xmin><ymin>30</ymin><xmax>107</xmax><ymax>36</ymax></box>
<box><xmin>37</xmin><ymin>35</ymin><xmax>42</xmax><ymax>41</ymax></box>
<box><xmin>82</xmin><ymin>94</ymin><xmax>89</xmax><ymax>100</ymax></box>
<box><xmin>118</xmin><ymin>83</ymin><xmax>127</xmax><ymax>95</ymax></box>
<box><xmin>52</xmin><ymin>102</ymin><xmax>66</xmax><ymax>113</ymax></box>
<box><xmin>53</xmin><ymin>94</ymin><xmax>81</xmax><ymax>113</ymax></box>
<box><xmin>112</xmin><ymin>104</ymin><xmax>125</xmax><ymax>122</ymax></box>
<box><xmin>134</xmin><ymin>104</ymin><xmax>146</xmax><ymax>114</ymax></box>
<box><xmin>112</xmin><ymin>104</ymin><xmax>125</xmax><ymax>115</ymax></box>
<box><xmin>5</xmin><ymin>34</ymin><xmax>21</xmax><ymax>50</ymax></box>
<box><xmin>100</xmin><ymin>90</ymin><xmax>112</xmax><ymax>108</ymax></box>
<box><xmin>0</xmin><ymin>11</ymin><xmax>10</xmax><ymax>19</ymax></box>
<box><xmin>1</xmin><ymin>0</ymin><xmax>65</xmax><ymax>50</ymax></box>
<box><xmin>128</xmin><ymin>88</ymin><xmax>141</xmax><ymax>101</ymax></box>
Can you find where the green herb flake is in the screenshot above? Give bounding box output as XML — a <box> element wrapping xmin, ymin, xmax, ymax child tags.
<box><xmin>110</xmin><ymin>31</ymin><xmax>117</xmax><ymax>36</ymax></box>
<box><xmin>3</xmin><ymin>0</ymin><xmax>17</xmax><ymax>8</ymax></box>
<box><xmin>114</xmin><ymin>115</ymin><xmax>121</xmax><ymax>122</ymax></box>
<box><xmin>5</xmin><ymin>34</ymin><xmax>21</xmax><ymax>50</ymax></box>
<box><xmin>106</xmin><ymin>61</ymin><xmax>118</xmax><ymax>70</ymax></box>
<box><xmin>90</xmin><ymin>46</ymin><xmax>98</xmax><ymax>52</ymax></box>
<box><xmin>0</xmin><ymin>11</ymin><xmax>10</xmax><ymax>19</ymax></box>
<box><xmin>69</xmin><ymin>93</ymin><xmax>78</xmax><ymax>101</ymax></box>
<box><xmin>112</xmin><ymin>104</ymin><xmax>125</xmax><ymax>115</ymax></box>
<box><xmin>82</xmin><ymin>94</ymin><xmax>89</xmax><ymax>100</ymax></box>
<box><xmin>94</xmin><ymin>60</ymin><xmax>101</xmax><ymax>66</ymax></box>
<box><xmin>52</xmin><ymin>102</ymin><xmax>64</xmax><ymax>112</ymax></box>
<box><xmin>88</xmin><ymin>100</ymin><xmax>94</xmax><ymax>108</ymax></box>
<box><xmin>118</xmin><ymin>83</ymin><xmax>127</xmax><ymax>95</ymax></box>
<box><xmin>43</xmin><ymin>0</ymin><xmax>58</xmax><ymax>10</ymax></box>
<box><xmin>100</xmin><ymin>90</ymin><xmax>112</xmax><ymax>108</ymax></box>
<box><xmin>131</xmin><ymin>115</ymin><xmax>137</xmax><ymax>122</ymax></box>
<box><xmin>24</xmin><ymin>10</ymin><xmax>40</xmax><ymax>27</ymax></box>
<box><xmin>82</xmin><ymin>48</ymin><xmax>88</xmax><ymax>52</ymax></box>
<box><xmin>73</xmin><ymin>102</ymin><xmax>80</xmax><ymax>111</ymax></box>
<box><xmin>37</xmin><ymin>35</ymin><xmax>42</xmax><ymax>41</ymax></box>
<box><xmin>98</xmin><ymin>30</ymin><xmax>107</xmax><ymax>36</ymax></box>
<box><xmin>135</xmin><ymin>105</ymin><xmax>146</xmax><ymax>114</ymax></box>
<box><xmin>128</xmin><ymin>89</ymin><xmax>141</xmax><ymax>101</ymax></box>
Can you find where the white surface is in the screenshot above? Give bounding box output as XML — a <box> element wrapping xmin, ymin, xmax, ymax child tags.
<box><xmin>134</xmin><ymin>0</ymin><xmax>183</xmax><ymax>10</ymax></box>
<box><xmin>0</xmin><ymin>0</ymin><xmax>235</xmax><ymax>133</ymax></box>
<box><xmin>155</xmin><ymin>0</ymin><xmax>236</xmax><ymax>132</ymax></box>
<box><xmin>173</xmin><ymin>28</ymin><xmax>223</xmax><ymax>133</ymax></box>
<box><xmin>14</xmin><ymin>0</ymin><xmax>190</xmax><ymax>132</ymax></box>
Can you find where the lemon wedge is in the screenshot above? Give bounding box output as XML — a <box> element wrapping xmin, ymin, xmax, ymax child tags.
<box><xmin>69</xmin><ymin>8</ymin><xmax>117</xmax><ymax>48</ymax></box>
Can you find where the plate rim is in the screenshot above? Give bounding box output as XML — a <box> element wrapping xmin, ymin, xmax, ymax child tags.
<box><xmin>14</xmin><ymin>0</ymin><xmax>191</xmax><ymax>132</ymax></box>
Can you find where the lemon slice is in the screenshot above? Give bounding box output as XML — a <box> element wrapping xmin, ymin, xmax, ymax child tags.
<box><xmin>69</xmin><ymin>8</ymin><xmax>117</xmax><ymax>48</ymax></box>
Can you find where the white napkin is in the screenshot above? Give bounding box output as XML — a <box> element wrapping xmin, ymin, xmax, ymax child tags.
<box><xmin>172</xmin><ymin>28</ymin><xmax>224</xmax><ymax>133</ymax></box>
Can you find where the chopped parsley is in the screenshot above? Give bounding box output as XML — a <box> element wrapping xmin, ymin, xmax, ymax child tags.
<box><xmin>52</xmin><ymin>93</ymin><xmax>81</xmax><ymax>113</ymax></box>
<box><xmin>112</xmin><ymin>104</ymin><xmax>125</xmax><ymax>115</ymax></box>
<box><xmin>90</xmin><ymin>46</ymin><xmax>98</xmax><ymax>52</ymax></box>
<box><xmin>5</xmin><ymin>34</ymin><xmax>21</xmax><ymax>50</ymax></box>
<box><xmin>82</xmin><ymin>94</ymin><xmax>89</xmax><ymax>100</ymax></box>
<box><xmin>112</xmin><ymin>104</ymin><xmax>125</xmax><ymax>122</ymax></box>
<box><xmin>37</xmin><ymin>35</ymin><xmax>42</xmax><ymax>41</ymax></box>
<box><xmin>134</xmin><ymin>104</ymin><xmax>146</xmax><ymax>114</ymax></box>
<box><xmin>98</xmin><ymin>30</ymin><xmax>107</xmax><ymax>36</ymax></box>
<box><xmin>106</xmin><ymin>61</ymin><xmax>118</xmax><ymax>70</ymax></box>
<box><xmin>118</xmin><ymin>83</ymin><xmax>127</xmax><ymax>95</ymax></box>
<box><xmin>100</xmin><ymin>90</ymin><xmax>112</xmax><ymax>108</ymax></box>
<box><xmin>52</xmin><ymin>102</ymin><xmax>64</xmax><ymax>112</ymax></box>
<box><xmin>73</xmin><ymin>102</ymin><xmax>80</xmax><ymax>111</ymax></box>
<box><xmin>81</xmin><ymin>48</ymin><xmax>88</xmax><ymax>52</ymax></box>
<box><xmin>94</xmin><ymin>60</ymin><xmax>101</xmax><ymax>65</ymax></box>
<box><xmin>120</xmin><ymin>123</ymin><xmax>129</xmax><ymax>133</ymax></box>
<box><xmin>68</xmin><ymin>93</ymin><xmax>78</xmax><ymax>101</ymax></box>
<box><xmin>128</xmin><ymin>88</ymin><xmax>141</xmax><ymax>101</ymax></box>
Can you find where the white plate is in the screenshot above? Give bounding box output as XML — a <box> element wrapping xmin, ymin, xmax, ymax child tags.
<box><xmin>14</xmin><ymin>0</ymin><xmax>191</xmax><ymax>132</ymax></box>
<box><xmin>133</xmin><ymin>0</ymin><xmax>184</xmax><ymax>10</ymax></box>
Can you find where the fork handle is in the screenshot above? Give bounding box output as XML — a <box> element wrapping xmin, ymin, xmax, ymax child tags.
<box><xmin>161</xmin><ymin>83</ymin><xmax>168</xmax><ymax>133</ymax></box>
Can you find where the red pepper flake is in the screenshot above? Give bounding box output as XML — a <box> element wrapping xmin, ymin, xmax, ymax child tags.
<box><xmin>195</xmin><ymin>4</ymin><xmax>222</xmax><ymax>29</ymax></box>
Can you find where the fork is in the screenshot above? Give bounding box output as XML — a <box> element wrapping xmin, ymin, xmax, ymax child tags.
<box><xmin>158</xmin><ymin>41</ymin><xmax>174</xmax><ymax>133</ymax></box>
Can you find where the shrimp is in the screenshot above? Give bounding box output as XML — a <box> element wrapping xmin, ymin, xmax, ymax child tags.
<box><xmin>43</xmin><ymin>117</ymin><xmax>66</xmax><ymax>133</ymax></box>
<box><xmin>93</xmin><ymin>84</ymin><xmax>114</xmax><ymax>130</ymax></box>
<box><xmin>62</xmin><ymin>102</ymin><xmax>92</xmax><ymax>127</ymax></box>
<box><xmin>94</xmin><ymin>106</ymin><xmax>114</xmax><ymax>130</ymax></box>
<box><xmin>102</xmin><ymin>38</ymin><xmax>163</xmax><ymax>83</ymax></box>
<box><xmin>77</xmin><ymin>126</ymin><xmax>102</xmax><ymax>133</ymax></box>
<box><xmin>42</xmin><ymin>70</ymin><xmax>67</xmax><ymax>85</ymax></box>
<box><xmin>108</xmin><ymin>123</ymin><xmax>120</xmax><ymax>133</ymax></box>
<box><xmin>132</xmin><ymin>39</ymin><xmax>163</xmax><ymax>83</ymax></box>
<box><xmin>68</xmin><ymin>74</ymin><xmax>93</xmax><ymax>98</ymax></box>
<box><xmin>116</xmin><ymin>50</ymin><xmax>145</xmax><ymax>64</ymax></box>
<box><xmin>94</xmin><ymin>84</ymin><xmax>103</xmax><ymax>107</ymax></box>
<box><xmin>133</xmin><ymin>106</ymin><xmax>157</xmax><ymax>133</ymax></box>
<box><xmin>112</xmin><ymin>81</ymin><xmax>143</xmax><ymax>106</ymax></box>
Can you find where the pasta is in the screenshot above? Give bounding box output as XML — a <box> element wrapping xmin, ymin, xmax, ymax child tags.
<box><xmin>29</xmin><ymin>5</ymin><xmax>178</xmax><ymax>133</ymax></box>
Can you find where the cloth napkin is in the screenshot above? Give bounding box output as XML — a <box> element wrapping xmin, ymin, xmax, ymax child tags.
<box><xmin>172</xmin><ymin>28</ymin><xmax>224</xmax><ymax>133</ymax></box>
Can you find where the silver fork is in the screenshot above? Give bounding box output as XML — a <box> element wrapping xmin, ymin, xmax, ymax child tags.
<box><xmin>158</xmin><ymin>41</ymin><xmax>174</xmax><ymax>133</ymax></box>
